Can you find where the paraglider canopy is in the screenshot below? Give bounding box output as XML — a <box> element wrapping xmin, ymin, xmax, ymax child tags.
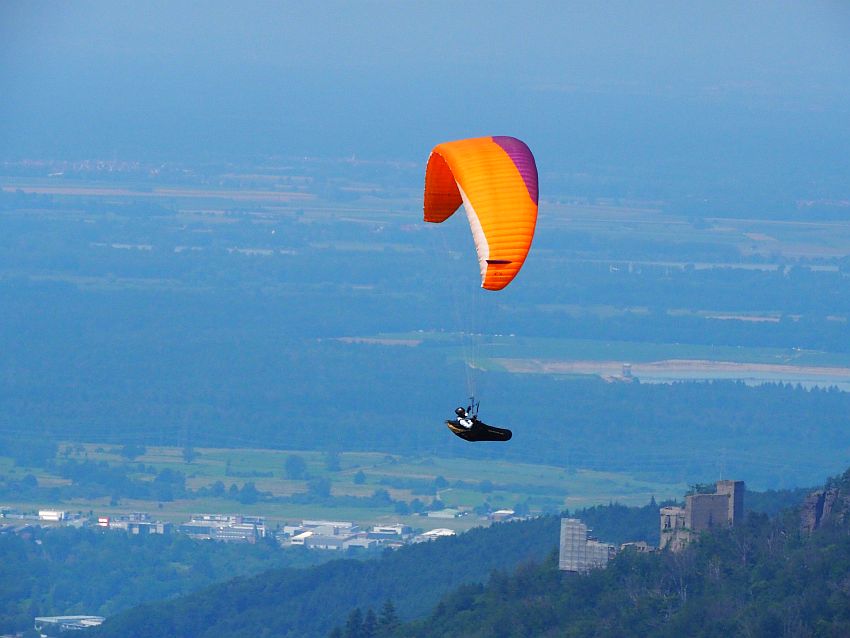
<box><xmin>423</xmin><ymin>136</ymin><xmax>538</xmax><ymax>291</ymax></box>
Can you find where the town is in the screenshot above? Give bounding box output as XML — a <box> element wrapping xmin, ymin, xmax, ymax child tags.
<box><xmin>0</xmin><ymin>505</ymin><xmax>526</xmax><ymax>551</ymax></box>
<box><xmin>2</xmin><ymin>480</ymin><xmax>747</xmax><ymax>561</ymax></box>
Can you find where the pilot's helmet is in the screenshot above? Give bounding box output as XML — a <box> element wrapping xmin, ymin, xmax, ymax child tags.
<box><xmin>455</xmin><ymin>407</ymin><xmax>466</xmax><ymax>417</ymax></box>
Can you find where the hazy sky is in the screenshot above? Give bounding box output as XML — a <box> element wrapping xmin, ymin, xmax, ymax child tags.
<box><xmin>2</xmin><ymin>1</ymin><xmax>849</xmax><ymax>202</ymax></box>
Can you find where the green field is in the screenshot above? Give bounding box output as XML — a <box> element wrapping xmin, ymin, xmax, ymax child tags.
<box><xmin>358</xmin><ymin>332</ymin><xmax>850</xmax><ymax>367</ymax></box>
<box><xmin>7</xmin><ymin>444</ymin><xmax>686</xmax><ymax>532</ymax></box>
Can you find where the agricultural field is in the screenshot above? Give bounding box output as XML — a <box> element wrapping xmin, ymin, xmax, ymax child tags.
<box><xmin>344</xmin><ymin>332</ymin><xmax>850</xmax><ymax>390</ymax></box>
<box><xmin>4</xmin><ymin>159</ymin><xmax>850</xmax><ymax>500</ymax></box>
<box><xmin>3</xmin><ymin>444</ymin><xmax>685</xmax><ymax>532</ymax></box>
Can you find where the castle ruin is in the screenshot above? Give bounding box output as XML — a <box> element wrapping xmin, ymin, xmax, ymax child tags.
<box><xmin>660</xmin><ymin>479</ymin><xmax>744</xmax><ymax>552</ymax></box>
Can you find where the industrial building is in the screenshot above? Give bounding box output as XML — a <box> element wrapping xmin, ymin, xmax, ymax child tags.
<box><xmin>178</xmin><ymin>514</ymin><xmax>266</xmax><ymax>543</ymax></box>
<box><xmin>558</xmin><ymin>518</ymin><xmax>616</xmax><ymax>573</ymax></box>
<box><xmin>34</xmin><ymin>615</ymin><xmax>104</xmax><ymax>632</ymax></box>
<box><xmin>38</xmin><ymin>510</ymin><xmax>67</xmax><ymax>522</ymax></box>
<box><xmin>488</xmin><ymin>509</ymin><xmax>516</xmax><ymax>522</ymax></box>
<box><xmin>98</xmin><ymin>512</ymin><xmax>172</xmax><ymax>535</ymax></box>
<box><xmin>282</xmin><ymin>519</ymin><xmax>444</xmax><ymax>549</ymax></box>
<box><xmin>660</xmin><ymin>479</ymin><xmax>744</xmax><ymax>552</ymax></box>
<box><xmin>369</xmin><ymin>523</ymin><xmax>412</xmax><ymax>539</ymax></box>
<box><xmin>413</xmin><ymin>528</ymin><xmax>456</xmax><ymax>542</ymax></box>
<box><xmin>426</xmin><ymin>508</ymin><xmax>462</xmax><ymax>519</ymax></box>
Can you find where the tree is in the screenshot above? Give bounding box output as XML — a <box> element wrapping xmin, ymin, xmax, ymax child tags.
<box><xmin>362</xmin><ymin>608</ymin><xmax>377</xmax><ymax>638</ymax></box>
<box><xmin>182</xmin><ymin>445</ymin><xmax>198</xmax><ymax>464</ymax></box>
<box><xmin>308</xmin><ymin>477</ymin><xmax>331</xmax><ymax>499</ymax></box>
<box><xmin>325</xmin><ymin>451</ymin><xmax>341</xmax><ymax>471</ymax></box>
<box><xmin>687</xmin><ymin>483</ymin><xmax>715</xmax><ymax>495</ymax></box>
<box><xmin>344</xmin><ymin>608</ymin><xmax>363</xmax><ymax>638</ymax></box>
<box><xmin>378</xmin><ymin>599</ymin><xmax>399</xmax><ymax>632</ymax></box>
<box><xmin>284</xmin><ymin>455</ymin><xmax>308</xmax><ymax>480</ymax></box>
<box><xmin>120</xmin><ymin>444</ymin><xmax>146</xmax><ymax>461</ymax></box>
<box><xmin>371</xmin><ymin>489</ymin><xmax>391</xmax><ymax>505</ymax></box>
<box><xmin>238</xmin><ymin>482</ymin><xmax>261</xmax><ymax>504</ymax></box>
<box><xmin>3</xmin><ymin>438</ymin><xmax>57</xmax><ymax>468</ymax></box>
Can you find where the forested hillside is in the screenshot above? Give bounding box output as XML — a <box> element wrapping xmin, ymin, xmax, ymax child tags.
<box><xmin>91</xmin><ymin>490</ymin><xmax>803</xmax><ymax>638</ymax></box>
<box><xmin>345</xmin><ymin>471</ymin><xmax>850</xmax><ymax>637</ymax></box>
<box><xmin>92</xmin><ymin>515</ymin><xmax>560</xmax><ymax>638</ymax></box>
<box><xmin>0</xmin><ymin>528</ymin><xmax>328</xmax><ymax>634</ymax></box>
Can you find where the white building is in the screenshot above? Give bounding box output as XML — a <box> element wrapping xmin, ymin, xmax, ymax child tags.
<box><xmin>35</xmin><ymin>615</ymin><xmax>105</xmax><ymax>631</ymax></box>
<box><xmin>413</xmin><ymin>528</ymin><xmax>456</xmax><ymax>543</ymax></box>
<box><xmin>489</xmin><ymin>509</ymin><xmax>516</xmax><ymax>522</ymax></box>
<box><xmin>282</xmin><ymin>520</ymin><xmax>373</xmax><ymax>550</ymax></box>
<box><xmin>38</xmin><ymin>510</ymin><xmax>67</xmax><ymax>522</ymax></box>
<box><xmin>426</xmin><ymin>508</ymin><xmax>461</xmax><ymax>519</ymax></box>
<box><xmin>288</xmin><ymin>530</ymin><xmax>314</xmax><ymax>546</ymax></box>
<box><xmin>559</xmin><ymin>518</ymin><xmax>616</xmax><ymax>573</ymax></box>
<box><xmin>178</xmin><ymin>514</ymin><xmax>265</xmax><ymax>543</ymax></box>
<box><xmin>371</xmin><ymin>524</ymin><xmax>412</xmax><ymax>536</ymax></box>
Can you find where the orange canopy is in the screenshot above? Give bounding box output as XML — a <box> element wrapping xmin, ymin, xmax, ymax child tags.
<box><xmin>423</xmin><ymin>136</ymin><xmax>538</xmax><ymax>291</ymax></box>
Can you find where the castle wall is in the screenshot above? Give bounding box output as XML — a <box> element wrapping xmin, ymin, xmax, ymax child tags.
<box><xmin>686</xmin><ymin>493</ymin><xmax>731</xmax><ymax>531</ymax></box>
<box><xmin>660</xmin><ymin>480</ymin><xmax>745</xmax><ymax>552</ymax></box>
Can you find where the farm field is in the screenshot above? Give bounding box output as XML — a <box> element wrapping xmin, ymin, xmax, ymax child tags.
<box><xmin>345</xmin><ymin>332</ymin><xmax>850</xmax><ymax>389</ymax></box>
<box><xmin>4</xmin><ymin>444</ymin><xmax>685</xmax><ymax>531</ymax></box>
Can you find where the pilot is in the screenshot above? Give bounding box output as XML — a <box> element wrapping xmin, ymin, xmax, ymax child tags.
<box><xmin>455</xmin><ymin>406</ymin><xmax>475</xmax><ymax>429</ymax></box>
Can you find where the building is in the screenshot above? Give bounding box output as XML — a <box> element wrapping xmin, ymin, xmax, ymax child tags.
<box><xmin>297</xmin><ymin>520</ymin><xmax>360</xmax><ymax>536</ymax></box>
<box><xmin>281</xmin><ymin>521</ymin><xmax>411</xmax><ymax>550</ymax></box>
<box><xmin>280</xmin><ymin>520</ymin><xmax>366</xmax><ymax>550</ymax></box>
<box><xmin>178</xmin><ymin>514</ymin><xmax>266</xmax><ymax>543</ymax></box>
<box><xmin>369</xmin><ymin>523</ymin><xmax>412</xmax><ymax>538</ymax></box>
<box><xmin>413</xmin><ymin>528</ymin><xmax>456</xmax><ymax>543</ymax></box>
<box><xmin>367</xmin><ymin>523</ymin><xmax>412</xmax><ymax>547</ymax></box>
<box><xmin>38</xmin><ymin>510</ymin><xmax>67</xmax><ymax>522</ymax></box>
<box><xmin>288</xmin><ymin>530</ymin><xmax>314</xmax><ymax>546</ymax></box>
<box><xmin>343</xmin><ymin>537</ymin><xmax>378</xmax><ymax>551</ymax></box>
<box><xmin>114</xmin><ymin>520</ymin><xmax>172</xmax><ymax>535</ymax></box>
<box><xmin>558</xmin><ymin>518</ymin><xmax>616</xmax><ymax>573</ymax></box>
<box><xmin>620</xmin><ymin>540</ymin><xmax>654</xmax><ymax>553</ymax></box>
<box><xmin>489</xmin><ymin>509</ymin><xmax>516</xmax><ymax>522</ymax></box>
<box><xmin>426</xmin><ymin>508</ymin><xmax>461</xmax><ymax>519</ymax></box>
<box><xmin>34</xmin><ymin>615</ymin><xmax>105</xmax><ymax>632</ymax></box>
<box><xmin>98</xmin><ymin>512</ymin><xmax>172</xmax><ymax>535</ymax></box>
<box><xmin>660</xmin><ymin>480</ymin><xmax>744</xmax><ymax>551</ymax></box>
<box><xmin>303</xmin><ymin>534</ymin><xmax>349</xmax><ymax>550</ymax></box>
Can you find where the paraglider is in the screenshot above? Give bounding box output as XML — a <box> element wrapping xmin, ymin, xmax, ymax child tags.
<box><xmin>423</xmin><ymin>136</ymin><xmax>538</xmax><ymax>441</ymax></box>
<box><xmin>445</xmin><ymin>401</ymin><xmax>513</xmax><ymax>442</ymax></box>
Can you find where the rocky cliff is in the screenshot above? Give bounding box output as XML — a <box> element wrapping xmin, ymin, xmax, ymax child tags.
<box><xmin>801</xmin><ymin>470</ymin><xmax>850</xmax><ymax>534</ymax></box>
